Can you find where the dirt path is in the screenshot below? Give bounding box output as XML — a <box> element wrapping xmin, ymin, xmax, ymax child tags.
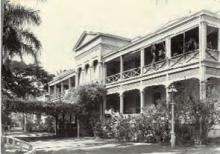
<box><xmin>29</xmin><ymin>137</ymin><xmax>220</xmax><ymax>154</ymax></box>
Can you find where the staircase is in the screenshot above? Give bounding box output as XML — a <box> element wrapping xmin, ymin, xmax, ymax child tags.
<box><xmin>3</xmin><ymin>136</ymin><xmax>36</xmax><ymax>154</ymax></box>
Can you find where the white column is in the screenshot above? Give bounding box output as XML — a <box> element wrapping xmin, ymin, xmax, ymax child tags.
<box><xmin>75</xmin><ymin>71</ymin><xmax>79</xmax><ymax>87</ymax></box>
<box><xmin>200</xmin><ymin>80</ymin><xmax>207</xmax><ymax>101</ymax></box>
<box><xmin>98</xmin><ymin>62</ymin><xmax>103</xmax><ymax>82</ymax></box>
<box><xmin>165</xmin><ymin>84</ymin><xmax>170</xmax><ymax>108</ymax></box>
<box><xmin>54</xmin><ymin>85</ymin><xmax>57</xmax><ymax>95</ymax></box>
<box><xmin>68</xmin><ymin>78</ymin><xmax>72</xmax><ymax>89</ymax></box>
<box><xmin>166</xmin><ymin>37</ymin><xmax>171</xmax><ymax>60</ymax></box>
<box><xmin>120</xmin><ymin>56</ymin><xmax>123</xmax><ymax>80</ymax></box>
<box><xmin>61</xmin><ymin>82</ymin><xmax>64</xmax><ymax>94</ymax></box>
<box><xmin>199</xmin><ymin>21</ymin><xmax>207</xmax><ymax>62</ymax></box>
<box><xmin>140</xmin><ymin>48</ymin><xmax>145</xmax><ymax>74</ymax></box>
<box><xmin>89</xmin><ymin>64</ymin><xmax>93</xmax><ymax>83</ymax></box>
<box><xmin>199</xmin><ymin>21</ymin><xmax>207</xmax><ymax>101</ymax></box>
<box><xmin>102</xmin><ymin>62</ymin><xmax>106</xmax><ymax>84</ymax></box>
<box><xmin>140</xmin><ymin>88</ymin><xmax>145</xmax><ymax>113</ymax></box>
<box><xmin>119</xmin><ymin>92</ymin><xmax>124</xmax><ymax>114</ymax></box>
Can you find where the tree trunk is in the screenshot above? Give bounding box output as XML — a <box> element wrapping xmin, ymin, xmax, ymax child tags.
<box><xmin>23</xmin><ymin>113</ymin><xmax>27</xmax><ymax>132</ymax></box>
<box><xmin>55</xmin><ymin>115</ymin><xmax>58</xmax><ymax>136</ymax></box>
<box><xmin>77</xmin><ymin>116</ymin><xmax>80</xmax><ymax>138</ymax></box>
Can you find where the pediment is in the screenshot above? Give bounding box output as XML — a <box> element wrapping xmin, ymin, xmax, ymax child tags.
<box><xmin>74</xmin><ymin>31</ymin><xmax>99</xmax><ymax>50</ymax></box>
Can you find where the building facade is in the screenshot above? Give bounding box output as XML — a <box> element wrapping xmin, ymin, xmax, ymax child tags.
<box><xmin>48</xmin><ymin>10</ymin><xmax>220</xmax><ymax>117</ymax></box>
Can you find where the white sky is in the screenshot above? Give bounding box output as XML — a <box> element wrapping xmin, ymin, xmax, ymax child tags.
<box><xmin>15</xmin><ymin>0</ymin><xmax>220</xmax><ymax>74</ymax></box>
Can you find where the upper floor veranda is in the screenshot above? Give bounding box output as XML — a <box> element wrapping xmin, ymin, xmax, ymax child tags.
<box><xmin>104</xmin><ymin>10</ymin><xmax>220</xmax><ymax>87</ymax></box>
<box><xmin>48</xmin><ymin>10</ymin><xmax>220</xmax><ymax>102</ymax></box>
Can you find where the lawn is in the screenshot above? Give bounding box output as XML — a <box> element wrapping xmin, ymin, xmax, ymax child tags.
<box><xmin>29</xmin><ymin>137</ymin><xmax>220</xmax><ymax>154</ymax></box>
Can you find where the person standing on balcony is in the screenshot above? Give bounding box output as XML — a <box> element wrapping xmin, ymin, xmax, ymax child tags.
<box><xmin>185</xmin><ymin>37</ymin><xmax>198</xmax><ymax>52</ymax></box>
<box><xmin>157</xmin><ymin>42</ymin><xmax>166</xmax><ymax>61</ymax></box>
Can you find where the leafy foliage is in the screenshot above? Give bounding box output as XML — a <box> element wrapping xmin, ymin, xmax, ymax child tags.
<box><xmin>173</xmin><ymin>81</ymin><xmax>220</xmax><ymax>144</ymax></box>
<box><xmin>97</xmin><ymin>102</ymin><xmax>170</xmax><ymax>142</ymax></box>
<box><xmin>2</xmin><ymin>61</ymin><xmax>54</xmax><ymax>98</ymax></box>
<box><xmin>3</xmin><ymin>2</ymin><xmax>41</xmax><ymax>64</ymax></box>
<box><xmin>64</xmin><ymin>83</ymin><xmax>106</xmax><ymax>115</ymax></box>
<box><xmin>64</xmin><ymin>83</ymin><xmax>106</xmax><ymax>136</ymax></box>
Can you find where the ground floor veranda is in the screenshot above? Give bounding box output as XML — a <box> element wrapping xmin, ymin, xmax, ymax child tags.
<box><xmin>105</xmin><ymin>77</ymin><xmax>220</xmax><ymax>115</ymax></box>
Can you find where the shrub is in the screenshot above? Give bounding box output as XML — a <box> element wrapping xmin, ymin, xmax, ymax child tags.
<box><xmin>99</xmin><ymin>103</ymin><xmax>170</xmax><ymax>143</ymax></box>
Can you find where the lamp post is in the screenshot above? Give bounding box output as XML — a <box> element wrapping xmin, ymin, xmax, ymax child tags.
<box><xmin>168</xmin><ymin>84</ymin><xmax>177</xmax><ymax>148</ymax></box>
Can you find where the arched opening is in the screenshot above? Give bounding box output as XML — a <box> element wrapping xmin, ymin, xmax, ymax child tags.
<box><xmin>78</xmin><ymin>67</ymin><xmax>82</xmax><ymax>85</ymax></box>
<box><xmin>93</xmin><ymin>60</ymin><xmax>98</xmax><ymax>80</ymax></box>
<box><xmin>124</xmin><ymin>89</ymin><xmax>140</xmax><ymax>114</ymax></box>
<box><xmin>85</xmin><ymin>64</ymin><xmax>90</xmax><ymax>82</ymax></box>
<box><xmin>106</xmin><ymin>93</ymin><xmax>120</xmax><ymax>113</ymax></box>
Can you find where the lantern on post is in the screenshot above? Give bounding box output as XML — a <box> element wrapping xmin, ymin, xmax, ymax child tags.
<box><xmin>168</xmin><ymin>83</ymin><xmax>178</xmax><ymax>148</ymax></box>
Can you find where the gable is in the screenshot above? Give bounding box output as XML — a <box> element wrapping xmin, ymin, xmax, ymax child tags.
<box><xmin>74</xmin><ymin>31</ymin><xmax>99</xmax><ymax>51</ymax></box>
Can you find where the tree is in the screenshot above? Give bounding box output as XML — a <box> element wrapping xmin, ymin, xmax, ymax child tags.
<box><xmin>173</xmin><ymin>81</ymin><xmax>220</xmax><ymax>144</ymax></box>
<box><xmin>3</xmin><ymin>1</ymin><xmax>41</xmax><ymax>65</ymax></box>
<box><xmin>64</xmin><ymin>83</ymin><xmax>106</xmax><ymax>137</ymax></box>
<box><xmin>2</xmin><ymin>61</ymin><xmax>54</xmax><ymax>98</ymax></box>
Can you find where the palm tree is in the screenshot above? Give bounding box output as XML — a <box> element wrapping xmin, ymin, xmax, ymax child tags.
<box><xmin>2</xmin><ymin>1</ymin><xmax>42</xmax><ymax>65</ymax></box>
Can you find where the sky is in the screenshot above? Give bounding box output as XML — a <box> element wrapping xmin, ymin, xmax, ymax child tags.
<box><xmin>14</xmin><ymin>0</ymin><xmax>220</xmax><ymax>74</ymax></box>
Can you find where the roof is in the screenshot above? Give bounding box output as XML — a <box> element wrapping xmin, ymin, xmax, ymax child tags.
<box><xmin>49</xmin><ymin>69</ymin><xmax>75</xmax><ymax>85</ymax></box>
<box><xmin>73</xmin><ymin>31</ymin><xmax>131</xmax><ymax>51</ymax></box>
<box><xmin>110</xmin><ymin>10</ymin><xmax>220</xmax><ymax>55</ymax></box>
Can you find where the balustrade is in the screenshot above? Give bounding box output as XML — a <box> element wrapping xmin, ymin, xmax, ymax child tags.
<box><xmin>122</xmin><ymin>67</ymin><xmax>141</xmax><ymax>79</ymax></box>
<box><xmin>50</xmin><ymin>90</ymin><xmax>68</xmax><ymax>102</ymax></box>
<box><xmin>169</xmin><ymin>50</ymin><xmax>199</xmax><ymax>67</ymax></box>
<box><xmin>206</xmin><ymin>48</ymin><xmax>219</xmax><ymax>61</ymax></box>
<box><xmin>105</xmin><ymin>50</ymin><xmax>201</xmax><ymax>84</ymax></box>
<box><xmin>105</xmin><ymin>73</ymin><xmax>121</xmax><ymax>84</ymax></box>
<box><xmin>143</xmin><ymin>60</ymin><xmax>167</xmax><ymax>74</ymax></box>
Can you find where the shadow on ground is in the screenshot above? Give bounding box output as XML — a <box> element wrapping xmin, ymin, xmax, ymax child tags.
<box><xmin>28</xmin><ymin>137</ymin><xmax>220</xmax><ymax>154</ymax></box>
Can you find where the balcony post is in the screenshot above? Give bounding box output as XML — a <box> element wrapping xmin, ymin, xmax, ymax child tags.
<box><xmin>120</xmin><ymin>56</ymin><xmax>124</xmax><ymax>80</ymax></box>
<box><xmin>166</xmin><ymin>37</ymin><xmax>171</xmax><ymax>67</ymax></box>
<box><xmin>119</xmin><ymin>92</ymin><xmax>124</xmax><ymax>114</ymax></box>
<box><xmin>103</xmin><ymin>62</ymin><xmax>106</xmax><ymax>84</ymax></box>
<box><xmin>199</xmin><ymin>21</ymin><xmax>207</xmax><ymax>61</ymax></box>
<box><xmin>140</xmin><ymin>88</ymin><xmax>145</xmax><ymax>113</ymax></box>
<box><xmin>140</xmin><ymin>48</ymin><xmax>145</xmax><ymax>74</ymax></box>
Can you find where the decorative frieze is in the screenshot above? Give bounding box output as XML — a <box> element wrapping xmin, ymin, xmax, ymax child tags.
<box><xmin>107</xmin><ymin>86</ymin><xmax>121</xmax><ymax>94</ymax></box>
<box><xmin>169</xmin><ymin>68</ymin><xmax>199</xmax><ymax>81</ymax></box>
<box><xmin>142</xmin><ymin>76</ymin><xmax>166</xmax><ymax>87</ymax></box>
<box><xmin>121</xmin><ymin>82</ymin><xmax>140</xmax><ymax>92</ymax></box>
<box><xmin>206</xmin><ymin>67</ymin><xmax>220</xmax><ymax>77</ymax></box>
